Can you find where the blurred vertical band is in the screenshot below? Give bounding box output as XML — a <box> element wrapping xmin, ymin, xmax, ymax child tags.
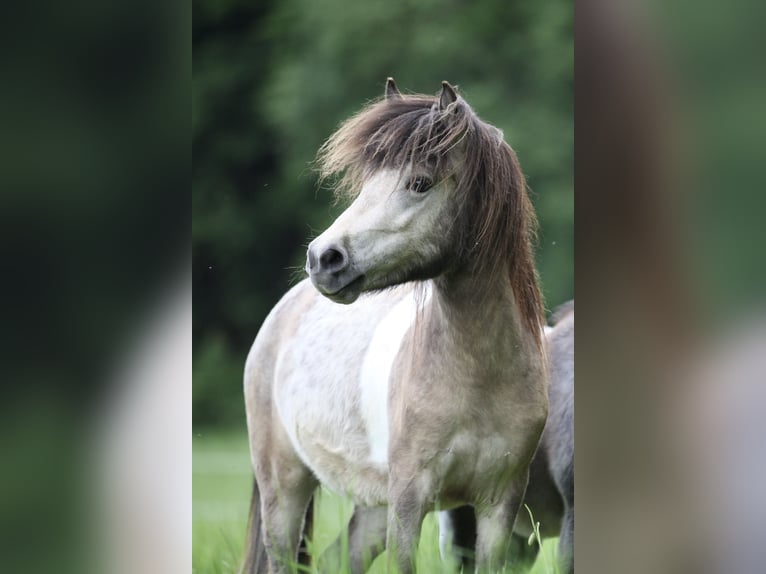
<box><xmin>576</xmin><ymin>0</ymin><xmax>766</xmax><ymax>572</ymax></box>
<box><xmin>0</xmin><ymin>0</ymin><xmax>189</xmax><ymax>571</ymax></box>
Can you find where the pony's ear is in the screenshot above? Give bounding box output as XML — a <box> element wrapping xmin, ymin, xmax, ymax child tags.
<box><xmin>385</xmin><ymin>77</ymin><xmax>403</xmax><ymax>100</ymax></box>
<box><xmin>439</xmin><ymin>81</ymin><xmax>458</xmax><ymax>111</ymax></box>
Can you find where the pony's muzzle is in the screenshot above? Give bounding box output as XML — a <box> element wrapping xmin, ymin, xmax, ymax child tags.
<box><xmin>306</xmin><ymin>241</ymin><xmax>364</xmax><ymax>303</ymax></box>
<box><xmin>307</xmin><ymin>243</ymin><xmax>349</xmax><ymax>275</ymax></box>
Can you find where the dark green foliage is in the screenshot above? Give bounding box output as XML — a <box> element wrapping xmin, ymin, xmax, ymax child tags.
<box><xmin>193</xmin><ymin>0</ymin><xmax>573</xmax><ymax>428</ymax></box>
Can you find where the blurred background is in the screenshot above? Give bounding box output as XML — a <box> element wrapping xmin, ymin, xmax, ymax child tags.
<box><xmin>192</xmin><ymin>0</ymin><xmax>574</xmax><ymax>431</ymax></box>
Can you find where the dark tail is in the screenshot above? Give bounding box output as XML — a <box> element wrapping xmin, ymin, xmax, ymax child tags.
<box><xmin>240</xmin><ymin>480</ymin><xmax>268</xmax><ymax>574</ymax></box>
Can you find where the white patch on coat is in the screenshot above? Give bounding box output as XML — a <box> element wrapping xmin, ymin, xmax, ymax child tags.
<box><xmin>359</xmin><ymin>285</ymin><xmax>431</xmax><ymax>466</ymax></box>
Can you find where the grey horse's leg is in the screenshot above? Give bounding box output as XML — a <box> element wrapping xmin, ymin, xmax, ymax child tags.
<box><xmin>256</xmin><ymin>464</ymin><xmax>317</xmax><ymax>574</ymax></box>
<box><xmin>317</xmin><ymin>505</ymin><xmax>387</xmax><ymax>574</ymax></box>
<box><xmin>475</xmin><ymin>470</ymin><xmax>530</xmax><ymax>572</ymax></box>
<box><xmin>558</xmin><ymin>502</ymin><xmax>574</xmax><ymax>574</ymax></box>
<box><xmin>348</xmin><ymin>506</ymin><xmax>388</xmax><ymax>573</ymax></box>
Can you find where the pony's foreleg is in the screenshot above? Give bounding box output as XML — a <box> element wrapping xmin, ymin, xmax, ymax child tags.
<box><xmin>348</xmin><ymin>506</ymin><xmax>388</xmax><ymax>573</ymax></box>
<box><xmin>386</xmin><ymin>485</ymin><xmax>427</xmax><ymax>574</ymax></box>
<box><xmin>475</xmin><ymin>470</ymin><xmax>530</xmax><ymax>573</ymax></box>
<box><xmin>256</xmin><ymin>466</ymin><xmax>317</xmax><ymax>574</ymax></box>
<box><xmin>439</xmin><ymin>508</ymin><xmax>539</xmax><ymax>572</ymax></box>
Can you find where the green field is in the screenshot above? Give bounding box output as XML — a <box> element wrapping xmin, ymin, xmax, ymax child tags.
<box><xmin>193</xmin><ymin>430</ymin><xmax>560</xmax><ymax>573</ymax></box>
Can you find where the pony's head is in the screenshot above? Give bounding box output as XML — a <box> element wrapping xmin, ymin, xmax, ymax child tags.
<box><xmin>307</xmin><ymin>79</ymin><xmax>543</xmax><ymax>341</ymax></box>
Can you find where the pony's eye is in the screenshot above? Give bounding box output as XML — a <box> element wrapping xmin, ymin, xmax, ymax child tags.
<box><xmin>406</xmin><ymin>176</ymin><xmax>433</xmax><ymax>194</ymax></box>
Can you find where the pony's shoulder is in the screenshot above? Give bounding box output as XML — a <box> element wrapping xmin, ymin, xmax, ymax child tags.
<box><xmin>245</xmin><ymin>279</ymin><xmax>318</xmax><ymax>367</ymax></box>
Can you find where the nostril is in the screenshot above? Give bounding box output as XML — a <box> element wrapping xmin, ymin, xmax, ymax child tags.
<box><xmin>321</xmin><ymin>249</ymin><xmax>342</xmax><ymax>267</ymax></box>
<box><xmin>307</xmin><ymin>248</ymin><xmax>317</xmax><ymax>271</ymax></box>
<box><xmin>319</xmin><ymin>246</ymin><xmax>347</xmax><ymax>272</ymax></box>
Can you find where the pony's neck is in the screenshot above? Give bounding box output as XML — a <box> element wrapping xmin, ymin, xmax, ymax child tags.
<box><xmin>427</xmin><ymin>267</ymin><xmax>540</xmax><ymax>380</ymax></box>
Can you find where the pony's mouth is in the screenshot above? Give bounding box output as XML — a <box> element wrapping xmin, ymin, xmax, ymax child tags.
<box><xmin>324</xmin><ymin>274</ymin><xmax>366</xmax><ymax>304</ymax></box>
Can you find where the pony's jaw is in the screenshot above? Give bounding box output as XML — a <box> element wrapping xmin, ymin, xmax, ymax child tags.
<box><xmin>307</xmin><ymin>168</ymin><xmax>456</xmax><ymax>303</ymax></box>
<box><xmin>310</xmin><ymin>270</ymin><xmax>366</xmax><ymax>304</ymax></box>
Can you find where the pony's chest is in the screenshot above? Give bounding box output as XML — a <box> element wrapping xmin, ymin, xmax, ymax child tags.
<box><xmin>275</xmin><ymin>353</ymin><xmax>389</xmax><ymax>504</ymax></box>
<box><xmin>273</xmin><ymin>288</ymin><xmax>423</xmax><ymax>503</ymax></box>
<box><xmin>433</xmin><ymin>430</ymin><xmax>523</xmax><ymax>505</ymax></box>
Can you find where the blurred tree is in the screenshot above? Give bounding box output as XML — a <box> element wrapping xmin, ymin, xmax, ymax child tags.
<box><xmin>193</xmin><ymin>0</ymin><xmax>573</xmax><ymax>428</ymax></box>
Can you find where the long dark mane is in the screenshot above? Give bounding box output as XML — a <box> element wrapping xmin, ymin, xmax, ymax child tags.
<box><xmin>316</xmin><ymin>86</ymin><xmax>544</xmax><ymax>347</ymax></box>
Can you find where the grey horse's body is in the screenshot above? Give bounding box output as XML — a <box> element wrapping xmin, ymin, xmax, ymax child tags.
<box><xmin>543</xmin><ymin>303</ymin><xmax>574</xmax><ymax>572</ymax></box>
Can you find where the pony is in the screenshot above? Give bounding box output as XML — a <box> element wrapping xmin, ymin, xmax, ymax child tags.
<box><xmin>439</xmin><ymin>300</ymin><xmax>574</xmax><ymax>573</ymax></box>
<box><xmin>242</xmin><ymin>78</ymin><xmax>549</xmax><ymax>573</ymax></box>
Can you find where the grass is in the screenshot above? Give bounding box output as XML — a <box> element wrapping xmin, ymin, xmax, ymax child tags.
<box><xmin>193</xmin><ymin>430</ymin><xmax>560</xmax><ymax>573</ymax></box>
